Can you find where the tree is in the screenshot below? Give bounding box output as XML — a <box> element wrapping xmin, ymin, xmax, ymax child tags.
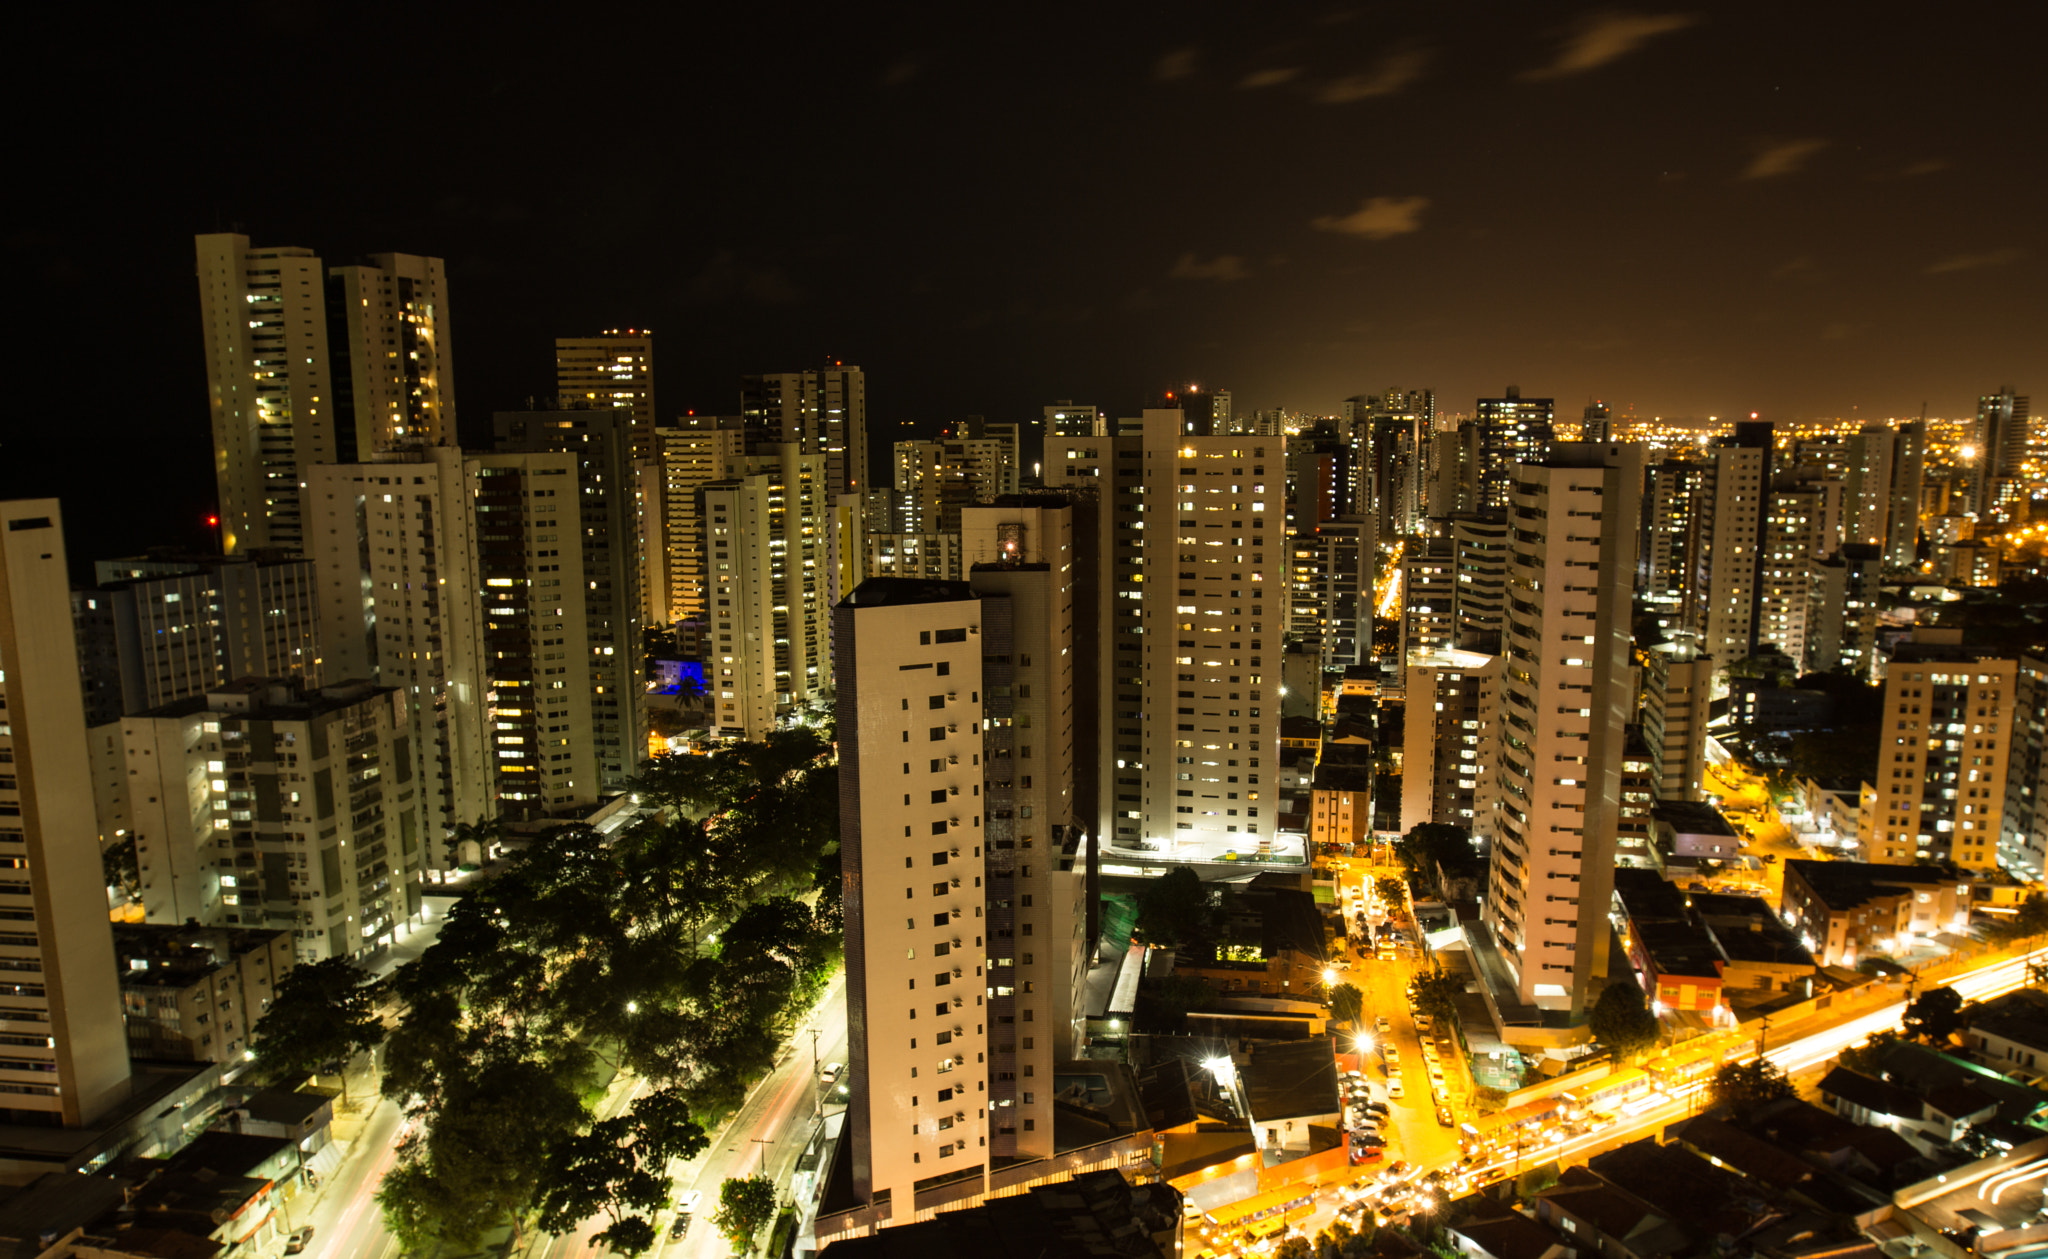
<box><xmin>1375</xmin><ymin>876</ymin><xmax>1406</xmax><ymax>906</ymax></box>
<box><xmin>1709</xmin><ymin>1059</ymin><xmax>1792</xmax><ymax>1120</ymax></box>
<box><xmin>1837</xmin><ymin>1030</ymin><xmax>1900</xmax><ymax>1076</ymax></box>
<box><xmin>1276</xmin><ymin>1237</ymin><xmax>1313</xmax><ymax>1259</ymax></box>
<box><xmin>1408</xmin><ymin>966</ymin><xmax>1461</xmax><ymax>1023</ymax></box>
<box><xmin>1989</xmin><ymin>893</ymin><xmax>2048</xmax><ymax>945</ymax></box>
<box><xmin>251</xmin><ymin>958</ymin><xmax>384</xmax><ymax>1099</ymax></box>
<box><xmin>534</xmin><ymin>1088</ymin><xmax>710</xmax><ymax>1255</ymax></box>
<box><xmin>1515</xmin><ymin>1160</ymin><xmax>1561</xmax><ymax>1197</ymax></box>
<box><xmin>1587</xmin><ymin>978</ymin><xmax>1661</xmax><ymax>1061</ymax></box>
<box><xmin>1903</xmin><ymin>986</ymin><xmax>1965</xmax><ymax>1044</ymax></box>
<box><xmin>1134</xmin><ymin>867</ymin><xmax>1214</xmax><ymax>948</ymax></box>
<box><xmin>102</xmin><ymin>836</ymin><xmax>139</xmax><ymax>902</ymax></box>
<box><xmin>446</xmin><ymin>814</ymin><xmax>503</xmax><ymax>868</ymax></box>
<box><xmin>712</xmin><ymin>1176</ymin><xmax>777</xmax><ymax>1256</ymax></box>
<box><xmin>1329</xmin><ymin>982</ymin><xmax>1364</xmax><ymax>1029</ymax></box>
<box><xmin>1394</xmin><ymin>824</ymin><xmax>1469</xmax><ymax>888</ymax></box>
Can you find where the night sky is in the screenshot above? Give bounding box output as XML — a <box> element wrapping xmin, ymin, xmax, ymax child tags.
<box><xmin>8</xmin><ymin>2</ymin><xmax>2045</xmax><ymax>563</ymax></box>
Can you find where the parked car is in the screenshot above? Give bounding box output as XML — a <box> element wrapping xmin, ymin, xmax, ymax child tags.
<box><xmin>286</xmin><ymin>1229</ymin><xmax>315</xmax><ymax>1255</ymax></box>
<box><xmin>821</xmin><ymin>1062</ymin><xmax>845</xmax><ymax>1087</ymax></box>
<box><xmin>1387</xmin><ymin>1078</ymin><xmax>1405</xmax><ymax>1099</ymax></box>
<box><xmin>1436</xmin><ymin>1104</ymin><xmax>1455</xmax><ymax>1128</ymax></box>
<box><xmin>1375</xmin><ymin>1015</ymin><xmax>1391</xmax><ymax>1033</ymax></box>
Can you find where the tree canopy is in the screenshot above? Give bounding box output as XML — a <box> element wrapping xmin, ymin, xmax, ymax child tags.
<box><xmin>1989</xmin><ymin>893</ymin><xmax>2048</xmax><ymax>945</ymax></box>
<box><xmin>1903</xmin><ymin>986</ymin><xmax>1965</xmax><ymax>1045</ymax></box>
<box><xmin>1709</xmin><ymin>1059</ymin><xmax>1792</xmax><ymax>1120</ymax></box>
<box><xmin>250</xmin><ymin>957</ymin><xmax>384</xmax><ymax>1095</ymax></box>
<box><xmin>1134</xmin><ymin>867</ymin><xmax>1216</xmax><ymax>948</ymax></box>
<box><xmin>712</xmin><ymin>1176</ymin><xmax>778</xmax><ymax>1256</ymax></box>
<box><xmin>1587</xmin><ymin>978</ymin><xmax>1661</xmax><ymax>1061</ymax></box>
<box><xmin>379</xmin><ymin>730</ymin><xmax>842</xmax><ymax>1252</ymax></box>
<box><xmin>1329</xmin><ymin>982</ymin><xmax>1364</xmax><ymax>1029</ymax></box>
<box><xmin>1408</xmin><ymin>966</ymin><xmax>1461</xmax><ymax>1024</ymax></box>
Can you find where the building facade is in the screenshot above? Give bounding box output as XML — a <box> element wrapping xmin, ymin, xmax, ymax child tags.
<box><xmin>0</xmin><ymin>501</ymin><xmax>133</xmax><ymax>1126</ymax></box>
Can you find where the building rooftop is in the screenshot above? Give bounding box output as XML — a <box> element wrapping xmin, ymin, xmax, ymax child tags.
<box><xmin>840</xmin><ymin>578</ymin><xmax>977</xmax><ymax>608</ymax></box>
<box><xmin>111</xmin><ymin>924</ymin><xmax>288</xmax><ymax>991</ymax></box>
<box><xmin>820</xmin><ymin>1169</ymin><xmax>1178</xmax><ymax>1259</ymax></box>
<box><xmin>1241</xmin><ymin>1036</ymin><xmax>1340</xmax><ymax>1123</ymax></box>
<box><xmin>136</xmin><ymin>677</ymin><xmax>391</xmax><ymax>723</ymax></box>
<box><xmin>1651</xmin><ymin>800</ymin><xmax>1737</xmax><ymax>838</ymax></box>
<box><xmin>1785</xmin><ymin>860</ymin><xmax>1964</xmax><ymax>913</ymax></box>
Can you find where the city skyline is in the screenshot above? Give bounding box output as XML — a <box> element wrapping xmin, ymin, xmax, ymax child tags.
<box><xmin>8</xmin><ymin>4</ymin><xmax>2044</xmax><ymax>563</ymax></box>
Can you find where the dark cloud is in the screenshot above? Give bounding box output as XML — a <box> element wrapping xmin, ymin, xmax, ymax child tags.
<box><xmin>1522</xmin><ymin>12</ymin><xmax>1697</xmax><ymax>81</ymax></box>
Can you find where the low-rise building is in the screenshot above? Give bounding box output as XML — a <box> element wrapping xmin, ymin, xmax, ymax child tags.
<box><xmin>113</xmin><ymin>924</ymin><xmax>294</xmax><ymax>1064</ymax></box>
<box><xmin>1172</xmin><ymin>876</ymin><xmax>1327</xmax><ymax>999</ymax></box>
<box><xmin>1651</xmin><ymin>800</ymin><xmax>1741</xmax><ymax>866</ymax></box>
<box><xmin>1779</xmin><ymin>859</ymin><xmax>1971</xmax><ymax>966</ymax></box>
<box><xmin>1241</xmin><ymin>1037</ymin><xmax>1341</xmax><ymax>1155</ymax></box>
<box><xmin>1962</xmin><ymin>988</ymin><xmax>2048</xmax><ymax>1075</ymax></box>
<box><xmin>1310</xmin><ymin>764</ymin><xmax>1373</xmax><ymax>850</ymax></box>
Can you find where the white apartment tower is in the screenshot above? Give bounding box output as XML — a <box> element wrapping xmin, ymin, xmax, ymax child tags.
<box><xmin>1480</xmin><ymin>444</ymin><xmax>1643</xmax><ymax>1019</ymax></box>
<box><xmin>836</xmin><ymin>581</ymin><xmax>992</xmax><ymax>1214</ymax></box>
<box><xmin>494</xmin><ymin>411</ymin><xmax>649</xmax><ymax>795</ymax></box>
<box><xmin>960</xmin><ymin>501</ymin><xmax>1093</xmax><ymax>1160</ymax></box>
<box><xmin>327</xmin><ymin>252</ymin><xmax>456</xmax><ymax>453</ymax></box>
<box><xmin>0</xmin><ymin>501</ymin><xmax>132</xmax><ymax>1126</ymax></box>
<box><xmin>198</xmin><ymin>235</ymin><xmax>336</xmax><ymax>554</ymax></box>
<box><xmin>1683</xmin><ymin>424</ymin><xmax>1771</xmax><ymax>668</ymax></box>
<box><xmin>199</xmin><ymin>234</ymin><xmax>458</xmax><ymax>554</ymax></box>
<box><xmin>651</xmin><ymin>419</ymin><xmax>745</xmax><ymax>624</ymax></box>
<box><xmin>703</xmin><ymin>446</ymin><xmax>831</xmax><ymax>741</ymax></box>
<box><xmin>122</xmin><ymin>679</ymin><xmax>425</xmax><ymax>962</ymax></box>
<box><xmin>556</xmin><ymin>332</ymin><xmax>656</xmax><ymax>461</ymax></box>
<box><xmin>1046</xmin><ymin>411</ymin><xmax>1281</xmax><ymax>860</ymax></box>
<box><xmin>742</xmin><ymin>366</ymin><xmax>869</xmax><ymax>497</ymax></box>
<box><xmin>308</xmin><ymin>448</ymin><xmax>598</xmax><ymax>861</ymax></box>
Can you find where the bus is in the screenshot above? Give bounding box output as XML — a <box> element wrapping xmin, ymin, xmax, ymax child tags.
<box><xmin>1201</xmin><ymin>1186</ymin><xmax>1317</xmax><ymax>1241</ymax></box>
<box><xmin>1560</xmin><ymin>1068</ymin><xmax>1652</xmax><ymax>1119</ymax></box>
<box><xmin>1457</xmin><ymin>1097</ymin><xmax>1558</xmax><ymax>1158</ymax></box>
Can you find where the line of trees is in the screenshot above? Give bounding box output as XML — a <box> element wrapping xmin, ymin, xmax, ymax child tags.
<box><xmin>373</xmin><ymin>728</ymin><xmax>843</xmax><ymax>1255</ymax></box>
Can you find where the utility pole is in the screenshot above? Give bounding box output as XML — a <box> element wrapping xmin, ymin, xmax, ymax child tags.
<box><xmin>811</xmin><ymin>1025</ymin><xmax>822</xmax><ymax>1118</ymax></box>
<box><xmin>751</xmin><ymin>1137</ymin><xmax>773</xmax><ymax>1176</ymax></box>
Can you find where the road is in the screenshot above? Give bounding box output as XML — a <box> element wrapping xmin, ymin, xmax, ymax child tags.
<box><xmin>660</xmin><ymin>976</ymin><xmax>850</xmax><ymax>1259</ymax></box>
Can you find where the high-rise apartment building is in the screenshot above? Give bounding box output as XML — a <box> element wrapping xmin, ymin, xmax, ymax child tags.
<box><xmin>556</xmin><ymin>332</ymin><xmax>656</xmax><ymax>461</ymax></box>
<box><xmin>1472</xmin><ymin>387</ymin><xmax>1556</xmax><ymax>511</ymax></box>
<box><xmin>1861</xmin><ymin>627</ymin><xmax>2015</xmax><ymax>868</ymax></box>
<box><xmin>1051</xmin><ymin>412</ymin><xmax>1281</xmax><ymax>861</ymax></box>
<box><xmin>494</xmin><ymin>411</ymin><xmax>648</xmax><ymax>793</ymax></box>
<box><xmin>121</xmin><ymin>679</ymin><xmax>425</xmax><ymax>962</ymax></box>
<box><xmin>1888</xmin><ymin>421</ymin><xmax>1926</xmax><ymax>568</ymax></box>
<box><xmin>1401</xmin><ymin>649</ymin><xmax>1499</xmax><ymax>833</ymax></box>
<box><xmin>0</xmin><ymin>501</ymin><xmax>132</xmax><ymax>1126</ymax></box>
<box><xmin>1974</xmin><ymin>388</ymin><xmax>2032</xmax><ymax>518</ymax></box>
<box><xmin>198</xmin><ymin>234</ymin><xmax>457</xmax><ymax>554</ymax></box>
<box><xmin>74</xmin><ymin>552</ymin><xmax>321</xmax><ymax>726</ymax></box>
<box><xmin>835</xmin><ymin>580</ymin><xmax>990</xmax><ymax>1209</ymax></box>
<box><xmin>1640</xmin><ymin>461</ymin><xmax>1702</xmax><ymax>608</ymax></box>
<box><xmin>702</xmin><ymin>447</ymin><xmax>831</xmax><ymax>741</ymax></box>
<box><xmin>1044</xmin><ymin>403</ymin><xmax>1103</xmax><ymax>438</ymax></box>
<box><xmin>835</xmin><ymin>511</ymin><xmax>1094</xmax><ymax>1216</ymax></box>
<box><xmin>2000</xmin><ymin>657</ymin><xmax>2048</xmax><ymax>881</ymax></box>
<box><xmin>1683</xmin><ymin>423</ymin><xmax>1772</xmax><ymax>668</ymax></box>
<box><xmin>1843</xmin><ymin>426</ymin><xmax>1896</xmax><ymax>550</ymax></box>
<box><xmin>1478</xmin><ymin>443</ymin><xmax>1643</xmax><ymax>1020</ymax></box>
<box><xmin>1399</xmin><ymin>532</ymin><xmax>1456</xmax><ymax>666</ymax></box>
<box><xmin>650</xmin><ymin>418</ymin><xmax>745</xmax><ymax>625</ymax></box>
<box><xmin>1579</xmin><ymin>401</ymin><xmax>1611</xmax><ymax>443</ymax></box>
<box><xmin>742</xmin><ymin>365</ymin><xmax>869</xmax><ymax>497</ymax></box>
<box><xmin>1450</xmin><ymin>512</ymin><xmax>1509</xmax><ymax>655</ymax></box>
<box><xmin>1756</xmin><ymin>477</ymin><xmax>1840</xmax><ymax>664</ymax></box>
<box><xmin>1288</xmin><ymin>520</ymin><xmax>1373</xmax><ymax>675</ymax></box>
<box><xmin>198</xmin><ymin>235</ymin><xmax>337</xmax><ymax>554</ymax></box>
<box><xmin>1806</xmin><ymin>544</ymin><xmax>1884</xmax><ymax>679</ymax></box>
<box><xmin>308</xmin><ymin>448</ymin><xmax>599</xmax><ymax>859</ymax></box>
<box><xmin>1639</xmin><ymin>639</ymin><xmax>1712</xmax><ymax>803</ymax></box>
<box><xmin>326</xmin><ymin>253</ymin><xmax>456</xmax><ymax>454</ymax></box>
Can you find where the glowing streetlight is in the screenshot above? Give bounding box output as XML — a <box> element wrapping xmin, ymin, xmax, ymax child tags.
<box><xmin>1323</xmin><ymin>967</ymin><xmax>1338</xmax><ymax>985</ymax></box>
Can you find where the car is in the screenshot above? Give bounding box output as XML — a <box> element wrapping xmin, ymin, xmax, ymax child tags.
<box><xmin>671</xmin><ymin>1190</ymin><xmax>703</xmax><ymax>1239</ymax></box>
<box><xmin>1364</xmin><ymin>1102</ymin><xmax>1389</xmax><ymax>1117</ymax></box>
<box><xmin>1375</xmin><ymin>1015</ymin><xmax>1391</xmax><ymax>1033</ymax></box>
<box><xmin>1387</xmin><ymin>1078</ymin><xmax>1405</xmax><ymax>1099</ymax></box>
<box><xmin>821</xmin><ymin>1062</ymin><xmax>845</xmax><ymax>1087</ymax></box>
<box><xmin>286</xmin><ymin>1228</ymin><xmax>315</xmax><ymax>1255</ymax></box>
<box><xmin>1383</xmin><ymin>1046</ymin><xmax>1400</xmax><ymax>1067</ymax></box>
<box><xmin>1355</xmin><ymin>1132</ymin><xmax>1386</xmax><ymax>1148</ymax></box>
